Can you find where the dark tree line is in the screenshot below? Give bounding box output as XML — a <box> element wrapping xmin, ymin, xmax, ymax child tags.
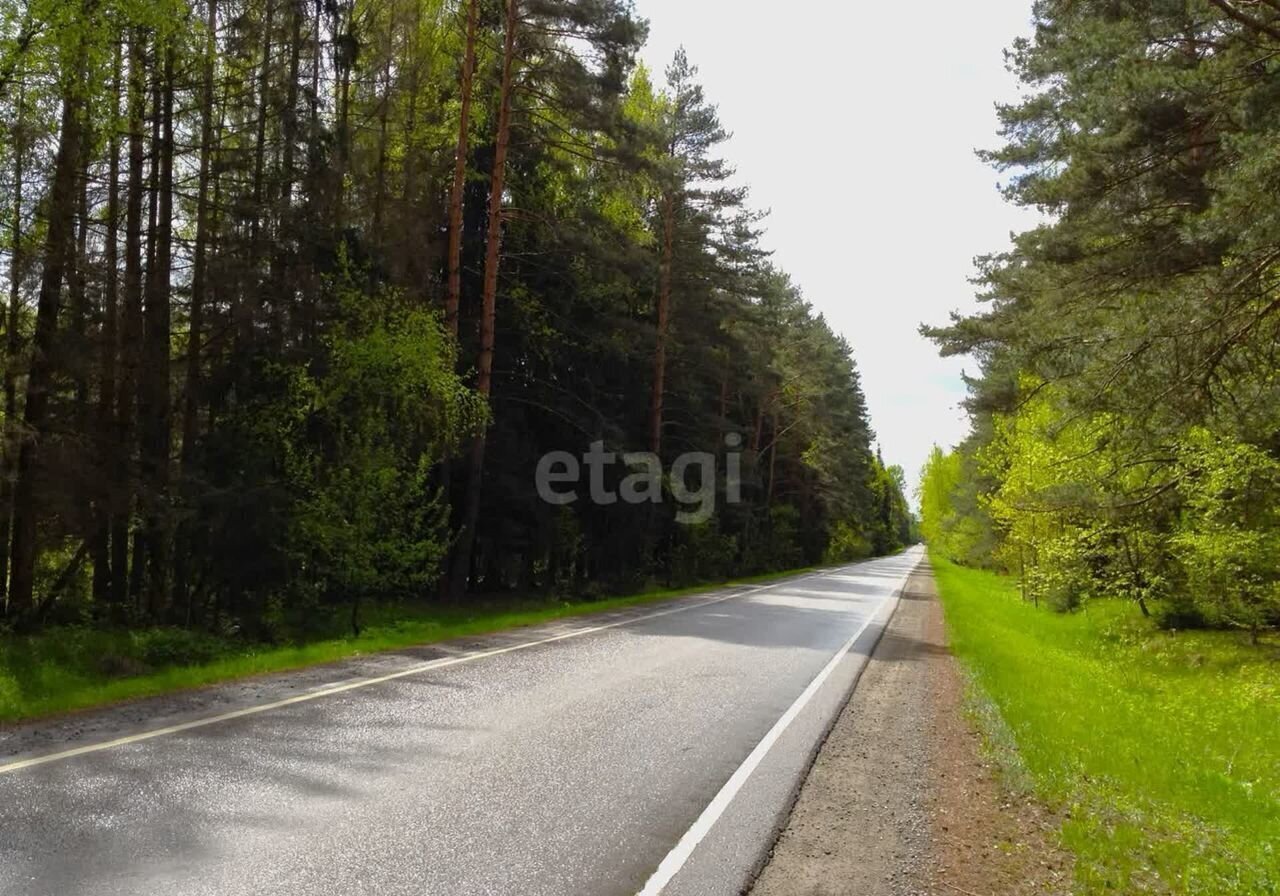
<box><xmin>0</xmin><ymin>0</ymin><xmax>910</xmax><ymax>637</ymax></box>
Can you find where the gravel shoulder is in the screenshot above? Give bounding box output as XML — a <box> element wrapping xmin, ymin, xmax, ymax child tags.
<box><xmin>749</xmin><ymin>563</ymin><xmax>1073</xmax><ymax>896</ymax></box>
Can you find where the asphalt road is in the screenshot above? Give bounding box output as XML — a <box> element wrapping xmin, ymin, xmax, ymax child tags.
<box><xmin>0</xmin><ymin>547</ymin><xmax>923</xmax><ymax>896</ymax></box>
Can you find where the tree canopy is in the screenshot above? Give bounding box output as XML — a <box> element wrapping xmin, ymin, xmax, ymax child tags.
<box><xmin>922</xmin><ymin>0</ymin><xmax>1280</xmax><ymax>637</ymax></box>
<box><xmin>0</xmin><ymin>0</ymin><xmax>910</xmax><ymax>636</ymax></box>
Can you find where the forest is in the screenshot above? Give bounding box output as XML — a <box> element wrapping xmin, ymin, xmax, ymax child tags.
<box><xmin>920</xmin><ymin>0</ymin><xmax>1280</xmax><ymax>638</ymax></box>
<box><xmin>0</xmin><ymin>0</ymin><xmax>912</xmax><ymax>640</ymax></box>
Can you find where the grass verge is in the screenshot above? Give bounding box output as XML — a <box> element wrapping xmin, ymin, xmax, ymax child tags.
<box><xmin>930</xmin><ymin>555</ymin><xmax>1280</xmax><ymax>895</ymax></box>
<box><xmin>0</xmin><ymin>565</ymin><xmax>820</xmax><ymax>725</ymax></box>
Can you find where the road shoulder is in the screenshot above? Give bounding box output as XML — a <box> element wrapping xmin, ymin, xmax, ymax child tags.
<box><xmin>749</xmin><ymin>564</ymin><xmax>1073</xmax><ymax>896</ymax></box>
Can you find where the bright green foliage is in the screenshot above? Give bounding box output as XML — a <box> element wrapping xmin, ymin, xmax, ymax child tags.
<box><xmin>1172</xmin><ymin>430</ymin><xmax>1280</xmax><ymax>638</ymax></box>
<box><xmin>918</xmin><ymin>444</ymin><xmax>1000</xmax><ymax>568</ymax></box>
<box><xmin>924</xmin><ymin>0</ymin><xmax>1280</xmax><ymax>633</ymax></box>
<box><xmin>978</xmin><ymin>383</ymin><xmax>1160</xmax><ymax>611</ymax></box>
<box><xmin>918</xmin><ymin>446</ymin><xmax>957</xmax><ymax>551</ymax></box>
<box><xmin>865</xmin><ymin>459</ymin><xmax>912</xmax><ymax>555</ymax></box>
<box><xmin>933</xmin><ymin>557</ymin><xmax>1280</xmax><ymax>895</ymax></box>
<box><xmin>285</xmin><ymin>269</ymin><xmax>485</xmax><ymax>614</ymax></box>
<box><xmin>920</xmin><ymin>385</ymin><xmax>1280</xmax><ymax>625</ymax></box>
<box><xmin>823</xmin><ymin>520</ymin><xmax>873</xmax><ymax>564</ymax></box>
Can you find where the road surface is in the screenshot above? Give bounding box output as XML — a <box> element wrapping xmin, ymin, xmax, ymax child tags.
<box><xmin>0</xmin><ymin>548</ymin><xmax>923</xmax><ymax>896</ymax></box>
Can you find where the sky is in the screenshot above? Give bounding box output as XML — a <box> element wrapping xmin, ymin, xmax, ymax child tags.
<box><xmin>635</xmin><ymin>0</ymin><xmax>1041</xmax><ymax>502</ymax></box>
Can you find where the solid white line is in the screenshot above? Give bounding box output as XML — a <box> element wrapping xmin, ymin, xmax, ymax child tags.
<box><xmin>634</xmin><ymin>567</ymin><xmax>909</xmax><ymax>896</ymax></box>
<box><xmin>0</xmin><ymin>571</ymin><xmax>839</xmax><ymax>776</ymax></box>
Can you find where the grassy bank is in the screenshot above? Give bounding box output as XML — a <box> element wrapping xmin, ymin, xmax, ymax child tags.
<box><xmin>931</xmin><ymin>556</ymin><xmax>1280</xmax><ymax>895</ymax></box>
<box><xmin>0</xmin><ymin>565</ymin><xmax>820</xmax><ymax>725</ymax></box>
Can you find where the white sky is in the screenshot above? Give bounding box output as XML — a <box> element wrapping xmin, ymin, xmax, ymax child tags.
<box><xmin>636</xmin><ymin>1</ymin><xmax>1041</xmax><ymax>503</ymax></box>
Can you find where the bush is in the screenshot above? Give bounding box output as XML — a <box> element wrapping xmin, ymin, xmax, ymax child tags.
<box><xmin>284</xmin><ymin>267</ymin><xmax>485</xmax><ymax>609</ymax></box>
<box><xmin>1171</xmin><ymin>432</ymin><xmax>1280</xmax><ymax>639</ymax></box>
<box><xmin>824</xmin><ymin>520</ymin><xmax>873</xmax><ymax>563</ymax></box>
<box><xmin>1021</xmin><ymin>532</ymin><xmax>1094</xmax><ymax>612</ymax></box>
<box><xmin>756</xmin><ymin>505</ymin><xmax>805</xmax><ymax>572</ymax></box>
<box><xmin>669</xmin><ymin>522</ymin><xmax>739</xmax><ymax>586</ymax></box>
<box><xmin>130</xmin><ymin>628</ymin><xmax>231</xmax><ymax>668</ymax></box>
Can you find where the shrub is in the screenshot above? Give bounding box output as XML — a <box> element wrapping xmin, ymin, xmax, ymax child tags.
<box><xmin>669</xmin><ymin>522</ymin><xmax>739</xmax><ymax>586</ymax></box>
<box><xmin>1172</xmin><ymin>432</ymin><xmax>1280</xmax><ymax>640</ymax></box>
<box><xmin>130</xmin><ymin>628</ymin><xmax>231</xmax><ymax>668</ymax></box>
<box><xmin>824</xmin><ymin>520</ymin><xmax>873</xmax><ymax>563</ymax></box>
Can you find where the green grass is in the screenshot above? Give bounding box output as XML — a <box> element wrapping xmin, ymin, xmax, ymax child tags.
<box><xmin>931</xmin><ymin>556</ymin><xmax>1280</xmax><ymax>895</ymax></box>
<box><xmin>0</xmin><ymin>565</ymin><xmax>820</xmax><ymax>725</ymax></box>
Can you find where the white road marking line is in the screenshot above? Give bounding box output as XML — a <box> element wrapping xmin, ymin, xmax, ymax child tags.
<box><xmin>634</xmin><ymin>563</ymin><xmax>913</xmax><ymax>896</ymax></box>
<box><xmin>0</xmin><ymin>569</ymin><xmax>846</xmax><ymax>776</ymax></box>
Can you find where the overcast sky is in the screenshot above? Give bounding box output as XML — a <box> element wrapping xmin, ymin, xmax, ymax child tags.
<box><xmin>635</xmin><ymin>1</ymin><xmax>1040</xmax><ymax>502</ymax></box>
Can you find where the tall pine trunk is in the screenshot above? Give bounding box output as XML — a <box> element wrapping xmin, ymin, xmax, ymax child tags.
<box><xmin>648</xmin><ymin>193</ymin><xmax>675</xmax><ymax>455</ymax></box>
<box><xmin>92</xmin><ymin>48</ymin><xmax>123</xmax><ymax>607</ymax></box>
<box><xmin>267</xmin><ymin>0</ymin><xmax>301</xmax><ymax>346</ymax></box>
<box><xmin>449</xmin><ymin>0</ymin><xmax>518</xmax><ymax>600</ymax></box>
<box><xmin>766</xmin><ymin>416</ymin><xmax>778</xmax><ymax>507</ymax></box>
<box><xmin>334</xmin><ymin>8</ymin><xmax>352</xmax><ymax>231</ymax></box>
<box><xmin>175</xmin><ymin>0</ymin><xmax>218</xmax><ymax>616</ymax></box>
<box><xmin>0</xmin><ymin>75</ymin><xmax>25</xmax><ymax>611</ymax></box>
<box><xmin>140</xmin><ymin>45</ymin><xmax>175</xmax><ymax>618</ymax></box>
<box><xmin>8</xmin><ymin>58</ymin><xmax>88</xmax><ymax>616</ymax></box>
<box><xmin>245</xmin><ymin>0</ymin><xmax>275</xmax><ymax>361</ymax></box>
<box><xmin>68</xmin><ymin>138</ymin><xmax>91</xmax><ymax>437</ymax></box>
<box><xmin>436</xmin><ymin>0</ymin><xmax>479</xmax><ymax>601</ymax></box>
<box><xmin>113</xmin><ymin>30</ymin><xmax>148</xmax><ymax>608</ymax></box>
<box><xmin>372</xmin><ymin>61</ymin><xmax>391</xmax><ymax>240</ymax></box>
<box><xmin>445</xmin><ymin>0</ymin><xmax>479</xmax><ymax>338</ymax></box>
<box><xmin>129</xmin><ymin>53</ymin><xmax>164</xmax><ymax>606</ymax></box>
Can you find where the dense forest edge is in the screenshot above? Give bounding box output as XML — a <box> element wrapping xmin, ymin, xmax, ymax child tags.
<box><xmin>918</xmin><ymin>2</ymin><xmax>1280</xmax><ymax>893</ymax></box>
<box><xmin>919</xmin><ymin>0</ymin><xmax>1280</xmax><ymax>639</ymax></box>
<box><xmin>0</xmin><ymin>0</ymin><xmax>915</xmax><ymax>710</ymax></box>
